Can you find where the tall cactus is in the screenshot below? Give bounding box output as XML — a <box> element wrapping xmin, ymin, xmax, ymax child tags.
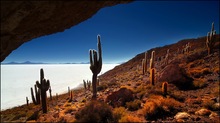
<box><xmin>149</xmin><ymin>51</ymin><xmax>156</xmax><ymax>86</ymax></box>
<box><xmin>206</xmin><ymin>22</ymin><xmax>216</xmax><ymax>55</ymax></box>
<box><xmin>36</xmin><ymin>68</ymin><xmax>50</xmax><ymax>113</ymax></box>
<box><xmin>89</xmin><ymin>35</ymin><xmax>102</xmax><ymax>99</ymax></box>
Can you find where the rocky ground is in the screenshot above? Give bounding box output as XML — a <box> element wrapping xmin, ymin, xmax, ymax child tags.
<box><xmin>1</xmin><ymin>35</ymin><xmax>219</xmax><ymax>122</ymax></box>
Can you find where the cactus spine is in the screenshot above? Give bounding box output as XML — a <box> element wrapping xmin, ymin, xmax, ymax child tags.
<box><xmin>162</xmin><ymin>82</ymin><xmax>168</xmax><ymax>96</ymax></box>
<box><xmin>36</xmin><ymin>68</ymin><xmax>50</xmax><ymax>113</ymax></box>
<box><xmin>89</xmin><ymin>35</ymin><xmax>102</xmax><ymax>99</ymax></box>
<box><xmin>206</xmin><ymin>22</ymin><xmax>216</xmax><ymax>55</ymax></box>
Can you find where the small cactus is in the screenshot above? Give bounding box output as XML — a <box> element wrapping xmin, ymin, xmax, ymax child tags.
<box><xmin>68</xmin><ymin>86</ymin><xmax>70</xmax><ymax>96</ymax></box>
<box><xmin>83</xmin><ymin>80</ymin><xmax>87</xmax><ymax>90</ymax></box>
<box><xmin>89</xmin><ymin>35</ymin><xmax>102</xmax><ymax>99</ymax></box>
<box><xmin>36</xmin><ymin>68</ymin><xmax>50</xmax><ymax>113</ymax></box>
<box><xmin>142</xmin><ymin>59</ymin><xmax>146</xmax><ymax>75</ymax></box>
<box><xmin>141</xmin><ymin>52</ymin><xmax>148</xmax><ymax>75</ymax></box>
<box><xmin>150</xmin><ymin>68</ymin><xmax>155</xmax><ymax>86</ymax></box>
<box><xmin>34</xmin><ymin>83</ymin><xmax>40</xmax><ymax>104</ymax></box>
<box><xmin>162</xmin><ymin>82</ymin><xmax>168</xmax><ymax>96</ymax></box>
<box><xmin>68</xmin><ymin>91</ymin><xmax>73</xmax><ymax>102</ymax></box>
<box><xmin>165</xmin><ymin>49</ymin><xmax>169</xmax><ymax>65</ymax></box>
<box><xmin>87</xmin><ymin>80</ymin><xmax>91</xmax><ymax>91</ymax></box>
<box><xmin>206</xmin><ymin>22</ymin><xmax>216</xmax><ymax>55</ymax></box>
<box><xmin>56</xmin><ymin>93</ymin><xmax>58</xmax><ymax>100</ymax></box>
<box><xmin>26</xmin><ymin>97</ymin><xmax>29</xmax><ymax>106</ymax></box>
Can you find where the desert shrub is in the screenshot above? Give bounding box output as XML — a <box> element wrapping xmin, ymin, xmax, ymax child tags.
<box><xmin>213</xmin><ymin>67</ymin><xmax>219</xmax><ymax>74</ymax></box>
<box><xmin>169</xmin><ymin>91</ymin><xmax>186</xmax><ymax>102</ymax></box>
<box><xmin>112</xmin><ymin>107</ymin><xmax>127</xmax><ymax>122</ymax></box>
<box><xmin>64</xmin><ymin>102</ymin><xmax>71</xmax><ymax>107</ymax></box>
<box><xmin>119</xmin><ymin>115</ymin><xmax>142</xmax><ymax>122</ymax></box>
<box><xmin>134</xmin><ymin>85</ymin><xmax>147</xmax><ymax>99</ymax></box>
<box><xmin>97</xmin><ymin>83</ymin><xmax>108</xmax><ymax>91</ymax></box>
<box><xmin>126</xmin><ymin>99</ymin><xmax>141</xmax><ymax>111</ymax></box>
<box><xmin>64</xmin><ymin>106</ymin><xmax>77</xmax><ymax>114</ymax></box>
<box><xmin>202</xmin><ymin>100</ymin><xmax>219</xmax><ymax>111</ymax></box>
<box><xmin>143</xmin><ymin>95</ymin><xmax>182</xmax><ymax>120</ymax></box>
<box><xmin>212</xmin><ymin>86</ymin><xmax>220</xmax><ymax>97</ymax></box>
<box><xmin>193</xmin><ymin>79</ymin><xmax>207</xmax><ymax>89</ymax></box>
<box><xmin>75</xmin><ymin>101</ymin><xmax>113</xmax><ymax>123</ymax></box>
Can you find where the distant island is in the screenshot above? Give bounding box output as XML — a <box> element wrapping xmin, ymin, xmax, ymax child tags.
<box><xmin>1</xmin><ymin>61</ymin><xmax>122</xmax><ymax>65</ymax></box>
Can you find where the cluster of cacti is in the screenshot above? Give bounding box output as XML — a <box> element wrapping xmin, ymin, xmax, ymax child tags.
<box><xmin>164</xmin><ymin>49</ymin><xmax>169</xmax><ymax>65</ymax></box>
<box><xmin>26</xmin><ymin>97</ymin><xmax>29</xmax><ymax>106</ymax></box>
<box><xmin>30</xmin><ymin>83</ymin><xmax>40</xmax><ymax>105</ymax></box>
<box><xmin>89</xmin><ymin>35</ymin><xmax>102</xmax><ymax>99</ymax></box>
<box><xmin>206</xmin><ymin>22</ymin><xmax>216</xmax><ymax>55</ymax></box>
<box><xmin>149</xmin><ymin>51</ymin><xmax>156</xmax><ymax>86</ymax></box>
<box><xmin>36</xmin><ymin>68</ymin><xmax>50</xmax><ymax>113</ymax></box>
<box><xmin>142</xmin><ymin>52</ymin><xmax>148</xmax><ymax>75</ymax></box>
<box><xmin>162</xmin><ymin>82</ymin><xmax>168</xmax><ymax>96</ymax></box>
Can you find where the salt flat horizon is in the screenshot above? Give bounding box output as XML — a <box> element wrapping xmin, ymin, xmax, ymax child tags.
<box><xmin>1</xmin><ymin>64</ymin><xmax>119</xmax><ymax>111</ymax></box>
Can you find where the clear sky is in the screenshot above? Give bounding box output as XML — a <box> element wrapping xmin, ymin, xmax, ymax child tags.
<box><xmin>2</xmin><ymin>1</ymin><xmax>219</xmax><ymax>64</ymax></box>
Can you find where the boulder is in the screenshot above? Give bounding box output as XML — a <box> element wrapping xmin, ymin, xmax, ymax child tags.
<box><xmin>195</xmin><ymin>108</ymin><xmax>211</xmax><ymax>116</ymax></box>
<box><xmin>158</xmin><ymin>63</ymin><xmax>193</xmax><ymax>90</ymax></box>
<box><xmin>174</xmin><ymin>112</ymin><xmax>190</xmax><ymax>120</ymax></box>
<box><xmin>105</xmin><ymin>87</ymin><xmax>134</xmax><ymax>107</ymax></box>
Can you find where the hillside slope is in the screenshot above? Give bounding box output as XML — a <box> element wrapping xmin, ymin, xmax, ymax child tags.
<box><xmin>1</xmin><ymin>34</ymin><xmax>219</xmax><ymax>122</ymax></box>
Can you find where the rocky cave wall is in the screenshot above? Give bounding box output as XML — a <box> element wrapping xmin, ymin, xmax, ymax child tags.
<box><xmin>1</xmin><ymin>1</ymin><xmax>132</xmax><ymax>62</ymax></box>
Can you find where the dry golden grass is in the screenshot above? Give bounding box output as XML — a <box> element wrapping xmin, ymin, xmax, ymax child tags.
<box><xmin>142</xmin><ymin>95</ymin><xmax>182</xmax><ymax>120</ymax></box>
<box><xmin>126</xmin><ymin>99</ymin><xmax>141</xmax><ymax>111</ymax></box>
<box><xmin>112</xmin><ymin>107</ymin><xmax>127</xmax><ymax>122</ymax></box>
<box><xmin>193</xmin><ymin>78</ymin><xmax>207</xmax><ymax>88</ymax></box>
<box><xmin>189</xmin><ymin>67</ymin><xmax>211</xmax><ymax>78</ymax></box>
<box><xmin>119</xmin><ymin>114</ymin><xmax>142</xmax><ymax>122</ymax></box>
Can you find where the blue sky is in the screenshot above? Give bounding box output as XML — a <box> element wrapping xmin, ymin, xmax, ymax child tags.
<box><xmin>2</xmin><ymin>1</ymin><xmax>219</xmax><ymax>64</ymax></box>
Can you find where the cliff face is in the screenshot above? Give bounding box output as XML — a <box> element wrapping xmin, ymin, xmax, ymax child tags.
<box><xmin>0</xmin><ymin>1</ymin><xmax>132</xmax><ymax>62</ymax></box>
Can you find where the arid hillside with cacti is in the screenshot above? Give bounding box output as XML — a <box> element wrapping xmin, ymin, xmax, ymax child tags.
<box><xmin>1</xmin><ymin>33</ymin><xmax>219</xmax><ymax>122</ymax></box>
